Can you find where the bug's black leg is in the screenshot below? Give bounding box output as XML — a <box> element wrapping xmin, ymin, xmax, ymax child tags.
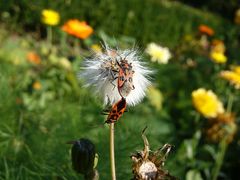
<box><xmin>110</xmin><ymin>77</ymin><xmax>118</xmax><ymax>90</ymax></box>
<box><xmin>101</xmin><ymin>112</ymin><xmax>109</xmax><ymax>115</ymax></box>
<box><xmin>110</xmin><ymin>70</ymin><xmax>114</xmax><ymax>79</ymax></box>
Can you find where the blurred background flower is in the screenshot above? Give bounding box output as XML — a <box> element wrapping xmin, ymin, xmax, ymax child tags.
<box><xmin>192</xmin><ymin>88</ymin><xmax>224</xmax><ymax>118</ymax></box>
<box><xmin>147</xmin><ymin>86</ymin><xmax>163</xmax><ymax>111</ymax></box>
<box><xmin>62</xmin><ymin>20</ymin><xmax>93</xmax><ymax>39</ymax></box>
<box><xmin>210</xmin><ymin>39</ymin><xmax>227</xmax><ymax>63</ymax></box>
<box><xmin>234</xmin><ymin>8</ymin><xmax>240</xmax><ymax>25</ymax></box>
<box><xmin>27</xmin><ymin>51</ymin><xmax>41</xmax><ymax>65</ymax></box>
<box><xmin>145</xmin><ymin>43</ymin><xmax>171</xmax><ymax>64</ymax></box>
<box><xmin>32</xmin><ymin>81</ymin><xmax>42</xmax><ymax>90</ymax></box>
<box><xmin>220</xmin><ymin>66</ymin><xmax>240</xmax><ymax>89</ymax></box>
<box><xmin>210</xmin><ymin>51</ymin><xmax>227</xmax><ymax>63</ymax></box>
<box><xmin>41</xmin><ymin>9</ymin><xmax>60</xmax><ymax>26</ymax></box>
<box><xmin>198</xmin><ymin>24</ymin><xmax>214</xmax><ymax>36</ymax></box>
<box><xmin>206</xmin><ymin>113</ymin><xmax>237</xmax><ymax>144</ymax></box>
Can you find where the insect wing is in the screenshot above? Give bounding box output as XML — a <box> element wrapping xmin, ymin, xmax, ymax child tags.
<box><xmin>105</xmin><ymin>98</ymin><xmax>127</xmax><ymax>124</ymax></box>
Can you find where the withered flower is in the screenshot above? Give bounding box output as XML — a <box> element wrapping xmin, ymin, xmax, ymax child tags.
<box><xmin>131</xmin><ymin>128</ymin><xmax>177</xmax><ymax>180</ymax></box>
<box><xmin>205</xmin><ymin>113</ymin><xmax>237</xmax><ymax>144</ymax></box>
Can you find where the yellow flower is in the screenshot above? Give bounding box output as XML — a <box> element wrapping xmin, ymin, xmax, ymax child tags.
<box><xmin>192</xmin><ymin>88</ymin><xmax>224</xmax><ymax>118</ymax></box>
<box><xmin>33</xmin><ymin>81</ymin><xmax>42</xmax><ymax>90</ymax></box>
<box><xmin>220</xmin><ymin>70</ymin><xmax>240</xmax><ymax>89</ymax></box>
<box><xmin>231</xmin><ymin>65</ymin><xmax>240</xmax><ymax>74</ymax></box>
<box><xmin>91</xmin><ymin>44</ymin><xmax>102</xmax><ymax>53</ymax></box>
<box><xmin>210</xmin><ymin>51</ymin><xmax>227</xmax><ymax>64</ymax></box>
<box><xmin>41</xmin><ymin>9</ymin><xmax>60</xmax><ymax>26</ymax></box>
<box><xmin>58</xmin><ymin>57</ymin><xmax>72</xmax><ymax>70</ymax></box>
<box><xmin>147</xmin><ymin>86</ymin><xmax>163</xmax><ymax>111</ymax></box>
<box><xmin>145</xmin><ymin>43</ymin><xmax>171</xmax><ymax>64</ymax></box>
<box><xmin>211</xmin><ymin>39</ymin><xmax>226</xmax><ymax>54</ymax></box>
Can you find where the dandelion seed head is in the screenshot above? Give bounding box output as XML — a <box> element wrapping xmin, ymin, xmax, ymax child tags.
<box><xmin>79</xmin><ymin>44</ymin><xmax>152</xmax><ymax>106</ymax></box>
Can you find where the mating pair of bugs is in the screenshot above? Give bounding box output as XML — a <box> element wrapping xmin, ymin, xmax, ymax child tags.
<box><xmin>103</xmin><ymin>50</ymin><xmax>135</xmax><ymax>124</ymax></box>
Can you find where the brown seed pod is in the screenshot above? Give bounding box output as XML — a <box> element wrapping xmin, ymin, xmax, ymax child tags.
<box><xmin>131</xmin><ymin>127</ymin><xmax>178</xmax><ymax>180</ymax></box>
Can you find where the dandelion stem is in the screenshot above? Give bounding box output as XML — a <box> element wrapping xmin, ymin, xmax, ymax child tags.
<box><xmin>110</xmin><ymin>123</ymin><xmax>116</xmax><ymax>180</ymax></box>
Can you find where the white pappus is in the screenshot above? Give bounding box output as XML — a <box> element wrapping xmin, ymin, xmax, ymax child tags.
<box><xmin>79</xmin><ymin>44</ymin><xmax>152</xmax><ymax>106</ymax></box>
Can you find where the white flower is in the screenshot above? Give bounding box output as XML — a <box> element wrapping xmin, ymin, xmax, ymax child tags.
<box><xmin>145</xmin><ymin>43</ymin><xmax>171</xmax><ymax>64</ymax></box>
<box><xmin>79</xmin><ymin>44</ymin><xmax>152</xmax><ymax>106</ymax></box>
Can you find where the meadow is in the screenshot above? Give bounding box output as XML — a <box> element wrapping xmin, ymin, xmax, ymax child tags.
<box><xmin>0</xmin><ymin>0</ymin><xmax>240</xmax><ymax>179</ymax></box>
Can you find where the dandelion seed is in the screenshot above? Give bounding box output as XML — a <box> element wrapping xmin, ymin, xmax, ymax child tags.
<box><xmin>79</xmin><ymin>43</ymin><xmax>152</xmax><ymax>106</ymax></box>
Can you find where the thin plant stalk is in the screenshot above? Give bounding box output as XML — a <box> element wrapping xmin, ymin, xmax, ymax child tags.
<box><xmin>47</xmin><ymin>26</ymin><xmax>53</xmax><ymax>47</ymax></box>
<box><xmin>212</xmin><ymin>92</ymin><xmax>233</xmax><ymax>180</ymax></box>
<box><xmin>212</xmin><ymin>138</ymin><xmax>228</xmax><ymax>180</ymax></box>
<box><xmin>110</xmin><ymin>123</ymin><xmax>116</xmax><ymax>180</ymax></box>
<box><xmin>226</xmin><ymin>92</ymin><xmax>234</xmax><ymax>113</ymax></box>
<box><xmin>74</xmin><ymin>38</ymin><xmax>80</xmax><ymax>56</ymax></box>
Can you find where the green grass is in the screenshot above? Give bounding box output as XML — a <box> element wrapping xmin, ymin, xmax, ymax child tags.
<box><xmin>1</xmin><ymin>0</ymin><xmax>235</xmax><ymax>47</ymax></box>
<box><xmin>0</xmin><ymin>0</ymin><xmax>240</xmax><ymax>179</ymax></box>
<box><xmin>0</xmin><ymin>62</ymin><xmax>176</xmax><ymax>179</ymax></box>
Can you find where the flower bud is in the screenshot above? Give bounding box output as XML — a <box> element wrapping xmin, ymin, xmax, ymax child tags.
<box><xmin>68</xmin><ymin>138</ymin><xmax>98</xmax><ymax>179</ymax></box>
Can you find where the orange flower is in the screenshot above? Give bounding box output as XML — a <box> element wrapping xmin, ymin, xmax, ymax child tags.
<box><xmin>33</xmin><ymin>81</ymin><xmax>42</xmax><ymax>90</ymax></box>
<box><xmin>62</xmin><ymin>19</ymin><xmax>93</xmax><ymax>39</ymax></box>
<box><xmin>27</xmin><ymin>52</ymin><xmax>41</xmax><ymax>64</ymax></box>
<box><xmin>198</xmin><ymin>25</ymin><xmax>214</xmax><ymax>36</ymax></box>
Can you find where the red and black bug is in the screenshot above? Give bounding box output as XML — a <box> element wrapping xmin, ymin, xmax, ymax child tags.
<box><xmin>116</xmin><ymin>59</ymin><xmax>135</xmax><ymax>97</ymax></box>
<box><xmin>102</xmin><ymin>49</ymin><xmax>135</xmax><ymax>98</ymax></box>
<box><xmin>104</xmin><ymin>97</ymin><xmax>127</xmax><ymax>124</ymax></box>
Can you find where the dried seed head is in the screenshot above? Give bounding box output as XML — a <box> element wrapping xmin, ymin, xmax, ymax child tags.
<box><xmin>206</xmin><ymin>113</ymin><xmax>237</xmax><ymax>143</ymax></box>
<box><xmin>131</xmin><ymin>128</ymin><xmax>177</xmax><ymax>180</ymax></box>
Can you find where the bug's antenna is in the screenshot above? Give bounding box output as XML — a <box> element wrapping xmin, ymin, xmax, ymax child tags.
<box><xmin>123</xmin><ymin>49</ymin><xmax>133</xmax><ymax>61</ymax></box>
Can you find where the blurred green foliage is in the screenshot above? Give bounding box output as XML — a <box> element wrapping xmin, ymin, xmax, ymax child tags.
<box><xmin>0</xmin><ymin>0</ymin><xmax>235</xmax><ymax>47</ymax></box>
<box><xmin>0</xmin><ymin>0</ymin><xmax>240</xmax><ymax>180</ymax></box>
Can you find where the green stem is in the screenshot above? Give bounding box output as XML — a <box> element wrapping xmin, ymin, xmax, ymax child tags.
<box><xmin>212</xmin><ymin>138</ymin><xmax>228</xmax><ymax>180</ymax></box>
<box><xmin>110</xmin><ymin>123</ymin><xmax>116</xmax><ymax>180</ymax></box>
<box><xmin>226</xmin><ymin>92</ymin><xmax>234</xmax><ymax>113</ymax></box>
<box><xmin>74</xmin><ymin>38</ymin><xmax>80</xmax><ymax>56</ymax></box>
<box><xmin>212</xmin><ymin>92</ymin><xmax>233</xmax><ymax>180</ymax></box>
<box><xmin>47</xmin><ymin>26</ymin><xmax>53</xmax><ymax>47</ymax></box>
